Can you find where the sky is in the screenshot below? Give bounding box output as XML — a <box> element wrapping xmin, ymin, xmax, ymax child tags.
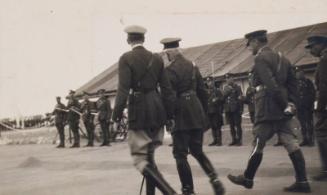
<box><xmin>0</xmin><ymin>0</ymin><xmax>327</xmax><ymax>119</ymax></box>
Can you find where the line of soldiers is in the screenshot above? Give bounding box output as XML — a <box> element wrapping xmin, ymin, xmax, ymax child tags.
<box><xmin>52</xmin><ymin>89</ymin><xmax>112</xmax><ymax>148</ymax></box>
<box><xmin>110</xmin><ymin>25</ymin><xmax>327</xmax><ymax>195</ymax></box>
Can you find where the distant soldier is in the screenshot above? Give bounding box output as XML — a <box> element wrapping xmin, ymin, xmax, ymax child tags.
<box><xmin>244</xmin><ymin>73</ymin><xmax>256</xmax><ymax>124</ymax></box>
<box><xmin>52</xmin><ymin>96</ymin><xmax>67</xmax><ymax>148</ymax></box>
<box><xmin>294</xmin><ymin>68</ymin><xmax>316</xmax><ymax>146</ymax></box>
<box><xmin>96</xmin><ymin>89</ymin><xmax>112</xmax><ymax>146</ymax></box>
<box><xmin>163</xmin><ymin>37</ymin><xmax>225</xmax><ymax>195</ymax></box>
<box><xmin>306</xmin><ymin>35</ymin><xmax>327</xmax><ymax>181</ymax></box>
<box><xmin>228</xmin><ymin>30</ymin><xmax>311</xmax><ymax>193</ymax></box>
<box><xmin>66</xmin><ymin>90</ymin><xmax>81</xmax><ymax>148</ymax></box>
<box><xmin>81</xmin><ymin>92</ymin><xmax>95</xmax><ymax>147</ymax></box>
<box><xmin>111</xmin><ymin>26</ymin><xmax>178</xmax><ymax>195</ymax></box>
<box><xmin>223</xmin><ymin>76</ymin><xmax>244</xmax><ymax>146</ymax></box>
<box><xmin>206</xmin><ymin>76</ymin><xmax>224</xmax><ymax>146</ymax></box>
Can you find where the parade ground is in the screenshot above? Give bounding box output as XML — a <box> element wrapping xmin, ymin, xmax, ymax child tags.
<box><xmin>0</xmin><ymin>126</ymin><xmax>326</xmax><ymax>195</ymax></box>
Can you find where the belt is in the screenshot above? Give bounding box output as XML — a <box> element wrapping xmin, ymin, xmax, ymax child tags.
<box><xmin>179</xmin><ymin>90</ymin><xmax>196</xmax><ymax>97</ymax></box>
<box><xmin>255</xmin><ymin>85</ymin><xmax>266</xmax><ymax>92</ymax></box>
<box><xmin>130</xmin><ymin>89</ymin><xmax>155</xmax><ymax>96</ymax></box>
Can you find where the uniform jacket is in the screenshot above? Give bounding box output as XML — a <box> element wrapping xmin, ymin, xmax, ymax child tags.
<box><xmin>252</xmin><ymin>46</ymin><xmax>298</xmax><ymax>124</ymax></box>
<box><xmin>96</xmin><ymin>97</ymin><xmax>112</xmax><ymax>122</ymax></box>
<box><xmin>297</xmin><ymin>77</ymin><xmax>315</xmax><ymax>110</ymax></box>
<box><xmin>81</xmin><ymin>100</ymin><xmax>96</xmax><ymax>123</ymax></box>
<box><xmin>53</xmin><ymin>103</ymin><xmax>66</xmax><ymax>124</ymax></box>
<box><xmin>223</xmin><ymin>83</ymin><xmax>243</xmax><ymax>113</ymax></box>
<box><xmin>166</xmin><ymin>54</ymin><xmax>208</xmax><ymax>131</ymax></box>
<box><xmin>112</xmin><ymin>46</ymin><xmax>175</xmax><ymax>130</ymax></box>
<box><xmin>66</xmin><ymin>98</ymin><xmax>81</xmax><ymax>122</ymax></box>
<box><xmin>315</xmin><ymin>48</ymin><xmax>327</xmax><ymax>131</ymax></box>
<box><xmin>207</xmin><ymin>87</ymin><xmax>224</xmax><ymax>114</ymax></box>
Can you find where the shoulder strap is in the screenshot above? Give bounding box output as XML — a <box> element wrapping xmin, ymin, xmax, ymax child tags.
<box><xmin>277</xmin><ymin>52</ymin><xmax>282</xmax><ymax>72</ymax></box>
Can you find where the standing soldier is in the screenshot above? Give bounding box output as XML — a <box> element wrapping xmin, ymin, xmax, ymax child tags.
<box><xmin>306</xmin><ymin>35</ymin><xmax>327</xmax><ymax>181</ymax></box>
<box><xmin>223</xmin><ymin>76</ymin><xmax>244</xmax><ymax>146</ymax></box>
<box><xmin>96</xmin><ymin>89</ymin><xmax>112</xmax><ymax>146</ymax></box>
<box><xmin>66</xmin><ymin>90</ymin><xmax>81</xmax><ymax>148</ymax></box>
<box><xmin>228</xmin><ymin>30</ymin><xmax>311</xmax><ymax>192</ymax></box>
<box><xmin>53</xmin><ymin>96</ymin><xmax>67</xmax><ymax>148</ymax></box>
<box><xmin>244</xmin><ymin>73</ymin><xmax>256</xmax><ymax>124</ymax></box>
<box><xmin>111</xmin><ymin>26</ymin><xmax>178</xmax><ymax>195</ymax></box>
<box><xmin>295</xmin><ymin>68</ymin><xmax>316</xmax><ymax>146</ymax></box>
<box><xmin>162</xmin><ymin>37</ymin><xmax>225</xmax><ymax>195</ymax></box>
<box><xmin>206</xmin><ymin>76</ymin><xmax>224</xmax><ymax>146</ymax></box>
<box><xmin>81</xmin><ymin>92</ymin><xmax>95</xmax><ymax>147</ymax></box>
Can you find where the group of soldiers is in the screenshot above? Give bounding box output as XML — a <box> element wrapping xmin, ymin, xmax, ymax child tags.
<box><xmin>108</xmin><ymin>24</ymin><xmax>327</xmax><ymax>195</ymax></box>
<box><xmin>205</xmin><ymin>65</ymin><xmax>316</xmax><ymax>148</ymax></box>
<box><xmin>52</xmin><ymin>89</ymin><xmax>112</xmax><ymax>148</ymax></box>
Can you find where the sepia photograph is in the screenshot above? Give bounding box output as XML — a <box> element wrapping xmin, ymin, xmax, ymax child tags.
<box><xmin>0</xmin><ymin>0</ymin><xmax>327</xmax><ymax>194</ymax></box>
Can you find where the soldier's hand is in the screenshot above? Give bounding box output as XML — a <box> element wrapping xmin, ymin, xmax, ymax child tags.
<box><xmin>166</xmin><ymin>119</ymin><xmax>175</xmax><ymax>133</ymax></box>
<box><xmin>284</xmin><ymin>102</ymin><xmax>296</xmax><ymax>116</ymax></box>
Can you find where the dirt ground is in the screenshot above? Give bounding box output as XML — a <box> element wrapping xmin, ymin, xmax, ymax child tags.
<box><xmin>0</xmin><ymin>127</ymin><xmax>326</xmax><ymax>195</ymax></box>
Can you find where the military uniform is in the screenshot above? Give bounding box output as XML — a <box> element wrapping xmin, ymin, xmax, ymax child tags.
<box><xmin>244</xmin><ymin>85</ymin><xmax>256</xmax><ymax>124</ymax></box>
<box><xmin>163</xmin><ymin>38</ymin><xmax>225</xmax><ymax>195</ymax></box>
<box><xmin>307</xmin><ymin>35</ymin><xmax>327</xmax><ymax>181</ymax></box>
<box><xmin>81</xmin><ymin>99</ymin><xmax>96</xmax><ymax>146</ymax></box>
<box><xmin>53</xmin><ymin>98</ymin><xmax>67</xmax><ymax>147</ymax></box>
<box><xmin>296</xmin><ymin>74</ymin><xmax>315</xmax><ymax>146</ymax></box>
<box><xmin>67</xmin><ymin>95</ymin><xmax>81</xmax><ymax>148</ymax></box>
<box><xmin>228</xmin><ymin>30</ymin><xmax>310</xmax><ymax>193</ymax></box>
<box><xmin>223</xmin><ymin>81</ymin><xmax>243</xmax><ymax>145</ymax></box>
<box><xmin>111</xmin><ymin>26</ymin><xmax>178</xmax><ymax>195</ymax></box>
<box><xmin>96</xmin><ymin>95</ymin><xmax>112</xmax><ymax>146</ymax></box>
<box><xmin>207</xmin><ymin>78</ymin><xmax>224</xmax><ymax>146</ymax></box>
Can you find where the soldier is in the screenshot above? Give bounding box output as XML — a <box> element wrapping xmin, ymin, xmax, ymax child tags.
<box><xmin>295</xmin><ymin>68</ymin><xmax>316</xmax><ymax>146</ymax></box>
<box><xmin>162</xmin><ymin>37</ymin><xmax>225</xmax><ymax>195</ymax></box>
<box><xmin>223</xmin><ymin>75</ymin><xmax>244</xmax><ymax>146</ymax></box>
<box><xmin>244</xmin><ymin>73</ymin><xmax>256</xmax><ymax>124</ymax></box>
<box><xmin>81</xmin><ymin>92</ymin><xmax>95</xmax><ymax>147</ymax></box>
<box><xmin>206</xmin><ymin>76</ymin><xmax>224</xmax><ymax>146</ymax></box>
<box><xmin>52</xmin><ymin>96</ymin><xmax>67</xmax><ymax>148</ymax></box>
<box><xmin>66</xmin><ymin>90</ymin><xmax>81</xmax><ymax>148</ymax></box>
<box><xmin>305</xmin><ymin>35</ymin><xmax>327</xmax><ymax>181</ymax></box>
<box><xmin>96</xmin><ymin>89</ymin><xmax>112</xmax><ymax>146</ymax></box>
<box><xmin>111</xmin><ymin>26</ymin><xmax>178</xmax><ymax>195</ymax></box>
<box><xmin>228</xmin><ymin>30</ymin><xmax>311</xmax><ymax>192</ymax></box>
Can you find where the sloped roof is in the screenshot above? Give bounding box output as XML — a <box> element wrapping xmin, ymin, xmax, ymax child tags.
<box><xmin>76</xmin><ymin>22</ymin><xmax>327</xmax><ymax>94</ymax></box>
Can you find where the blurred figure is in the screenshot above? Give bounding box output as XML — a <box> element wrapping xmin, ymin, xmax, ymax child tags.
<box><xmin>244</xmin><ymin>73</ymin><xmax>256</xmax><ymax>124</ymax></box>
<box><xmin>52</xmin><ymin>96</ymin><xmax>67</xmax><ymax>148</ymax></box>
<box><xmin>66</xmin><ymin>90</ymin><xmax>81</xmax><ymax>148</ymax></box>
<box><xmin>81</xmin><ymin>92</ymin><xmax>95</xmax><ymax>147</ymax></box>
<box><xmin>96</xmin><ymin>89</ymin><xmax>112</xmax><ymax>146</ymax></box>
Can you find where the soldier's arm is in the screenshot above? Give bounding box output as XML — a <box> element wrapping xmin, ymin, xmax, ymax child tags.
<box><xmin>112</xmin><ymin>55</ymin><xmax>131</xmax><ymax>122</ymax></box>
<box><xmin>253</xmin><ymin>55</ymin><xmax>279</xmax><ymax>91</ymax></box>
<box><xmin>286</xmin><ymin>65</ymin><xmax>299</xmax><ymax>105</ymax></box>
<box><xmin>195</xmin><ymin>67</ymin><xmax>209</xmax><ymax>112</ymax></box>
<box><xmin>107</xmin><ymin>100</ymin><xmax>112</xmax><ymax>121</ymax></box>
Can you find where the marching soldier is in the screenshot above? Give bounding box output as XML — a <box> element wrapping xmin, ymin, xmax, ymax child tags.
<box><xmin>306</xmin><ymin>35</ymin><xmax>327</xmax><ymax>181</ymax></box>
<box><xmin>52</xmin><ymin>96</ymin><xmax>67</xmax><ymax>148</ymax></box>
<box><xmin>66</xmin><ymin>90</ymin><xmax>81</xmax><ymax>148</ymax></box>
<box><xmin>295</xmin><ymin>68</ymin><xmax>316</xmax><ymax>146</ymax></box>
<box><xmin>223</xmin><ymin>76</ymin><xmax>244</xmax><ymax>146</ymax></box>
<box><xmin>81</xmin><ymin>92</ymin><xmax>95</xmax><ymax>147</ymax></box>
<box><xmin>228</xmin><ymin>30</ymin><xmax>311</xmax><ymax>192</ymax></box>
<box><xmin>162</xmin><ymin>37</ymin><xmax>225</xmax><ymax>195</ymax></box>
<box><xmin>111</xmin><ymin>26</ymin><xmax>178</xmax><ymax>195</ymax></box>
<box><xmin>206</xmin><ymin>76</ymin><xmax>224</xmax><ymax>146</ymax></box>
<box><xmin>244</xmin><ymin>73</ymin><xmax>256</xmax><ymax>124</ymax></box>
<box><xmin>96</xmin><ymin>89</ymin><xmax>112</xmax><ymax>146</ymax></box>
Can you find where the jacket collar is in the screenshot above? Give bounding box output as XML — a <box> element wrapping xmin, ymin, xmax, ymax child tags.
<box><xmin>132</xmin><ymin>44</ymin><xmax>144</xmax><ymax>50</ymax></box>
<box><xmin>256</xmin><ymin>45</ymin><xmax>271</xmax><ymax>56</ymax></box>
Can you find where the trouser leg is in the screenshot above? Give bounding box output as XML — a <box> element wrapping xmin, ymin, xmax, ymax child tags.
<box><xmin>56</xmin><ymin>123</ymin><xmax>65</xmax><ymax>146</ymax></box>
<box><xmin>70</xmin><ymin>122</ymin><xmax>80</xmax><ymax>146</ymax></box>
<box><xmin>100</xmin><ymin>121</ymin><xmax>110</xmax><ymax>144</ymax></box>
<box><xmin>244</xmin><ymin>138</ymin><xmax>264</xmax><ymax>180</ymax></box>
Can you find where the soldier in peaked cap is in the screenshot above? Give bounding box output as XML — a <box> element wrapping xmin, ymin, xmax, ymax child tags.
<box><xmin>228</xmin><ymin>30</ymin><xmax>311</xmax><ymax>193</ymax></box>
<box><xmin>294</xmin><ymin>67</ymin><xmax>316</xmax><ymax>147</ymax></box>
<box><xmin>66</xmin><ymin>90</ymin><xmax>81</xmax><ymax>148</ymax></box>
<box><xmin>206</xmin><ymin>76</ymin><xmax>224</xmax><ymax>146</ymax></box>
<box><xmin>111</xmin><ymin>26</ymin><xmax>178</xmax><ymax>195</ymax></box>
<box><xmin>162</xmin><ymin>37</ymin><xmax>225</xmax><ymax>195</ymax></box>
<box><xmin>81</xmin><ymin>92</ymin><xmax>96</xmax><ymax>147</ymax></box>
<box><xmin>96</xmin><ymin>89</ymin><xmax>112</xmax><ymax>146</ymax></box>
<box><xmin>52</xmin><ymin>96</ymin><xmax>67</xmax><ymax>148</ymax></box>
<box><xmin>223</xmin><ymin>74</ymin><xmax>244</xmax><ymax>146</ymax></box>
<box><xmin>306</xmin><ymin>35</ymin><xmax>327</xmax><ymax>181</ymax></box>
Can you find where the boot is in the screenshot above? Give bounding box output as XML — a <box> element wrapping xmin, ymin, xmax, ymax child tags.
<box><xmin>176</xmin><ymin>160</ymin><xmax>194</xmax><ymax>195</ymax></box>
<box><xmin>227</xmin><ymin>174</ymin><xmax>253</xmax><ymax>189</ymax></box>
<box><xmin>210</xmin><ymin>176</ymin><xmax>225</xmax><ymax>195</ymax></box>
<box><xmin>142</xmin><ymin>164</ymin><xmax>177</xmax><ymax>195</ymax></box>
<box><xmin>209</xmin><ymin>140</ymin><xmax>218</xmax><ymax>146</ymax></box>
<box><xmin>228</xmin><ymin>139</ymin><xmax>237</xmax><ymax>146</ymax></box>
<box><xmin>312</xmin><ymin>141</ymin><xmax>327</xmax><ymax>181</ymax></box>
<box><xmin>146</xmin><ymin>177</ymin><xmax>156</xmax><ymax>195</ymax></box>
<box><xmin>216</xmin><ymin>137</ymin><xmax>222</xmax><ymax>146</ymax></box>
<box><xmin>56</xmin><ymin>144</ymin><xmax>65</xmax><ymax>148</ymax></box>
<box><xmin>285</xmin><ymin>150</ymin><xmax>311</xmax><ymax>193</ymax></box>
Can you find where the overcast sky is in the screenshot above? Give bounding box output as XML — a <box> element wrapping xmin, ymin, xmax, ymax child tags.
<box><xmin>0</xmin><ymin>0</ymin><xmax>327</xmax><ymax>119</ymax></box>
